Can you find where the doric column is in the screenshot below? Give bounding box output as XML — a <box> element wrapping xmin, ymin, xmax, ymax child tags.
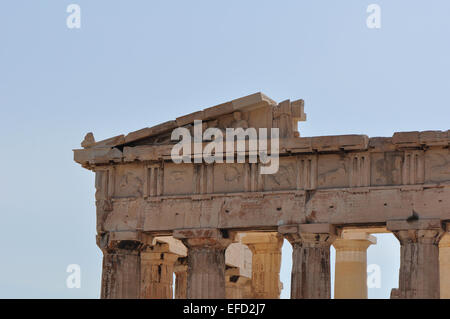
<box><xmin>388</xmin><ymin>219</ymin><xmax>444</xmax><ymax>299</ymax></box>
<box><xmin>173</xmin><ymin>228</ymin><xmax>232</xmax><ymax>299</ymax></box>
<box><xmin>97</xmin><ymin>231</ymin><xmax>151</xmax><ymax>299</ymax></box>
<box><xmin>279</xmin><ymin>224</ymin><xmax>336</xmax><ymax>299</ymax></box>
<box><xmin>333</xmin><ymin>231</ymin><xmax>376</xmax><ymax>299</ymax></box>
<box><xmin>240</xmin><ymin>232</ymin><xmax>283</xmax><ymax>299</ymax></box>
<box><xmin>140</xmin><ymin>237</ymin><xmax>186</xmax><ymax>299</ymax></box>
<box><xmin>174</xmin><ymin>257</ymin><xmax>187</xmax><ymax>299</ymax></box>
<box><xmin>140</xmin><ymin>242</ymin><xmax>179</xmax><ymax>299</ymax></box>
<box><xmin>440</xmin><ymin>232</ymin><xmax>450</xmax><ymax>299</ymax></box>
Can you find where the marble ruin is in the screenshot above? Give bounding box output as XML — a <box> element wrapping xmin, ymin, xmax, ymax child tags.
<box><xmin>74</xmin><ymin>93</ymin><xmax>450</xmax><ymax>299</ymax></box>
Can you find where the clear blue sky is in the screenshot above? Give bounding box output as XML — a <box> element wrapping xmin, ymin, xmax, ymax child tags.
<box><xmin>0</xmin><ymin>0</ymin><xmax>448</xmax><ymax>298</ymax></box>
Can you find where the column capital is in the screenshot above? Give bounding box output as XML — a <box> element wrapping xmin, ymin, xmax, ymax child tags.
<box><xmin>387</xmin><ymin>219</ymin><xmax>445</xmax><ymax>245</ymax></box>
<box><xmin>389</xmin><ymin>219</ymin><xmax>442</xmax><ymax>298</ymax></box>
<box><xmin>333</xmin><ymin>231</ymin><xmax>377</xmax><ymax>251</ymax></box>
<box><xmin>173</xmin><ymin>228</ymin><xmax>233</xmax><ymax>249</ymax></box>
<box><xmin>96</xmin><ymin>231</ymin><xmax>153</xmax><ymax>253</ymax></box>
<box><xmin>177</xmin><ymin>229</ymin><xmax>229</xmax><ymax>299</ymax></box>
<box><xmin>239</xmin><ymin>232</ymin><xmax>282</xmax><ymax>299</ymax></box>
<box><xmin>278</xmin><ymin>223</ymin><xmax>336</xmax><ymax>247</ymax></box>
<box><xmin>240</xmin><ymin>232</ymin><xmax>283</xmax><ymax>252</ymax></box>
<box><xmin>394</xmin><ymin>229</ymin><xmax>444</xmax><ymax>245</ymax></box>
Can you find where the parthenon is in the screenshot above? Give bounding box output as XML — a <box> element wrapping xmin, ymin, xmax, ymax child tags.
<box><xmin>74</xmin><ymin>92</ymin><xmax>450</xmax><ymax>299</ymax></box>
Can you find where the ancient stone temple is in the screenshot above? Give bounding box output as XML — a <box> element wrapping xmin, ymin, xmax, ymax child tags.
<box><xmin>74</xmin><ymin>92</ymin><xmax>450</xmax><ymax>299</ymax></box>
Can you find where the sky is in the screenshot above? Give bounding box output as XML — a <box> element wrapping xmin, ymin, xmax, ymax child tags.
<box><xmin>0</xmin><ymin>0</ymin><xmax>448</xmax><ymax>298</ymax></box>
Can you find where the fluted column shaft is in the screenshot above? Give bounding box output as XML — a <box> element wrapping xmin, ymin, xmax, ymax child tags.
<box><xmin>290</xmin><ymin>234</ymin><xmax>333</xmax><ymax>299</ymax></box>
<box><xmin>100</xmin><ymin>239</ymin><xmax>143</xmax><ymax>299</ymax></box>
<box><xmin>174</xmin><ymin>258</ymin><xmax>188</xmax><ymax>299</ymax></box>
<box><xmin>140</xmin><ymin>243</ymin><xmax>178</xmax><ymax>299</ymax></box>
<box><xmin>280</xmin><ymin>224</ymin><xmax>336</xmax><ymax>299</ymax></box>
<box><xmin>174</xmin><ymin>228</ymin><xmax>232</xmax><ymax>299</ymax></box>
<box><xmin>394</xmin><ymin>229</ymin><xmax>443</xmax><ymax>299</ymax></box>
<box><xmin>186</xmin><ymin>245</ymin><xmax>226</xmax><ymax>298</ymax></box>
<box><xmin>440</xmin><ymin>233</ymin><xmax>450</xmax><ymax>299</ymax></box>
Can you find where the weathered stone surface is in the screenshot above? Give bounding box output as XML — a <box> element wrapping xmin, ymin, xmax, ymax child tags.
<box><xmin>123</xmin><ymin>145</ymin><xmax>172</xmax><ymax>162</ymax></box>
<box><xmin>140</xmin><ymin>242</ymin><xmax>179</xmax><ymax>299</ymax></box>
<box><xmin>97</xmin><ymin>232</ymin><xmax>148</xmax><ymax>299</ymax></box>
<box><xmin>101</xmin><ymin>247</ymin><xmax>141</xmax><ymax>299</ymax></box>
<box><xmin>101</xmin><ymin>186</ymin><xmax>448</xmax><ymax>233</ymax></box>
<box><xmin>225</xmin><ymin>267</ymin><xmax>252</xmax><ymax>299</ymax></box>
<box><xmin>419</xmin><ymin>130</ymin><xmax>449</xmax><ymax>146</ymax></box>
<box><xmin>312</xmin><ymin>135</ymin><xmax>369</xmax><ymax>152</ymax></box>
<box><xmin>389</xmin><ymin>222</ymin><xmax>444</xmax><ymax>299</ymax></box>
<box><xmin>74</xmin><ymin>93</ymin><xmax>450</xmax><ymax>299</ymax></box>
<box><xmin>74</xmin><ymin>147</ymin><xmax>122</xmax><ymax>165</ymax></box>
<box><xmin>121</xmin><ymin>92</ymin><xmax>277</xmax><ymax>146</ymax></box>
<box><xmin>174</xmin><ymin>257</ymin><xmax>187</xmax><ymax>299</ymax></box>
<box><xmin>81</xmin><ymin>132</ymin><xmax>96</xmax><ymax>148</ymax></box>
<box><xmin>392</xmin><ymin>131</ymin><xmax>420</xmax><ymax>147</ymax></box>
<box><xmin>124</xmin><ymin>121</ymin><xmax>178</xmax><ymax>144</ymax></box>
<box><xmin>176</xmin><ymin>111</ymin><xmax>205</xmax><ymax>127</ymax></box>
<box><xmin>280</xmin><ymin>224</ymin><xmax>336</xmax><ymax>299</ymax></box>
<box><xmin>89</xmin><ymin>134</ymin><xmax>125</xmax><ymax>149</ymax></box>
<box><xmin>387</xmin><ymin>219</ymin><xmax>442</xmax><ymax>232</ymax></box>
<box><xmin>153</xmin><ymin>236</ymin><xmax>187</xmax><ymax>256</ymax></box>
<box><xmin>439</xmin><ymin>232</ymin><xmax>450</xmax><ymax>299</ymax></box>
<box><xmin>173</xmin><ymin>243</ymin><xmax>252</xmax><ymax>299</ymax></box>
<box><xmin>225</xmin><ymin>242</ymin><xmax>252</xmax><ymax>279</ymax></box>
<box><xmin>392</xmin><ymin>130</ymin><xmax>450</xmax><ymax>148</ymax></box>
<box><xmin>425</xmin><ymin>149</ymin><xmax>450</xmax><ymax>183</ymax></box>
<box><xmin>174</xmin><ymin>228</ymin><xmax>232</xmax><ymax>299</ymax></box>
<box><xmin>75</xmin><ymin>129</ymin><xmax>450</xmax><ymax>171</ymax></box>
<box><xmin>240</xmin><ymin>232</ymin><xmax>283</xmax><ymax>299</ymax></box>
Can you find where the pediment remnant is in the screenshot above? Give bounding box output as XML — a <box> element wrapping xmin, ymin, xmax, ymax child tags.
<box><xmin>80</xmin><ymin>92</ymin><xmax>306</xmax><ymax>149</ymax></box>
